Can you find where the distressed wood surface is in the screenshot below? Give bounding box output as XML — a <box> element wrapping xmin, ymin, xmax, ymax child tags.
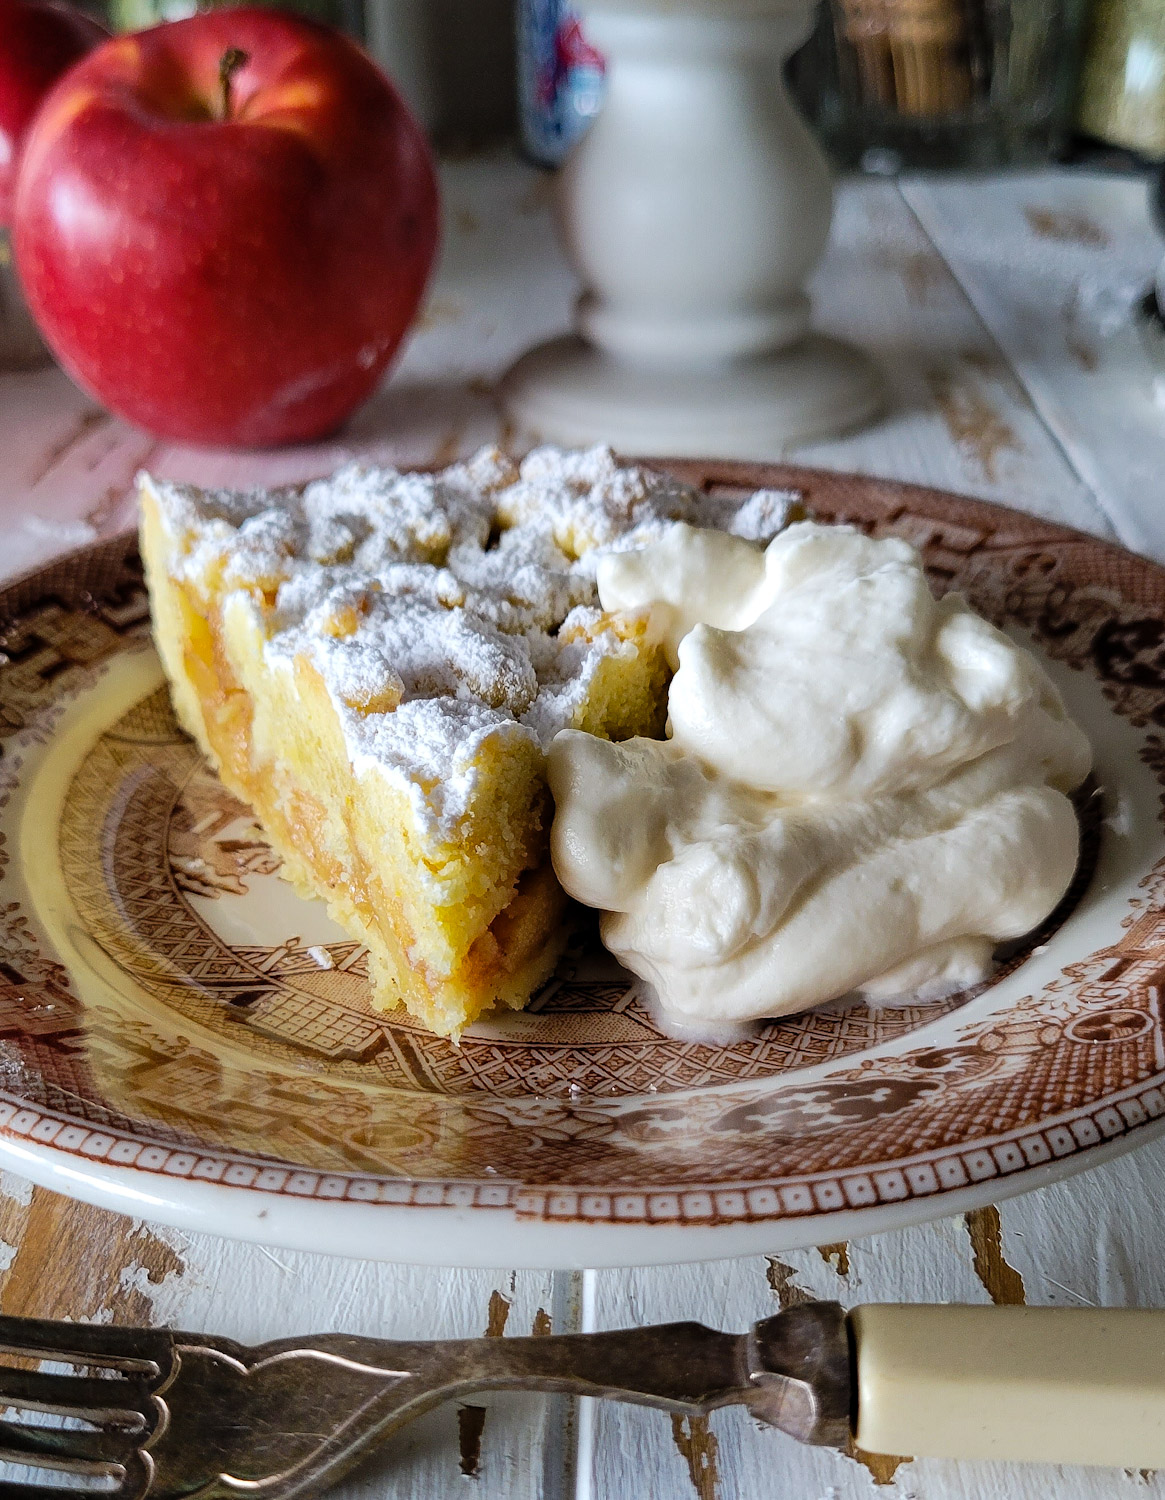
<box><xmin>900</xmin><ymin>170</ymin><xmax>1165</xmax><ymax>562</ymax></box>
<box><xmin>1</xmin><ymin>152</ymin><xmax>1164</xmax><ymax>1498</ymax></box>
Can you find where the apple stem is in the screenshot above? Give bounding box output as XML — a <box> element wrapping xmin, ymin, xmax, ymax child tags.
<box><xmin>219</xmin><ymin>46</ymin><xmax>249</xmax><ymax>119</ymax></box>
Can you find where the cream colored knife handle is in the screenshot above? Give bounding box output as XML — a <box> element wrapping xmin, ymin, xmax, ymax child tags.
<box><xmin>852</xmin><ymin>1303</ymin><xmax>1165</xmax><ymax>1467</ymax></box>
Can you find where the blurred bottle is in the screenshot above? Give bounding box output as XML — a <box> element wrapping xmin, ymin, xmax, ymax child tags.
<box><xmin>1076</xmin><ymin>0</ymin><xmax>1165</xmax><ymax>159</ymax></box>
<box><xmin>364</xmin><ymin>0</ymin><xmax>516</xmax><ymax>149</ymax></box>
<box><xmin>517</xmin><ymin>0</ymin><xmax>604</xmax><ymax>167</ymax></box>
<box><xmin>0</xmin><ymin>232</ymin><xmax>49</xmax><ymax>369</ymax></box>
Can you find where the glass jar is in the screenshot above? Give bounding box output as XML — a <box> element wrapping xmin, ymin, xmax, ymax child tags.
<box><xmin>789</xmin><ymin>0</ymin><xmax>1087</xmax><ymax>170</ymax></box>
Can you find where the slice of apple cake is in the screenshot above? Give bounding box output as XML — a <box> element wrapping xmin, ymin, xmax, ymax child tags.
<box><xmin>141</xmin><ymin>446</ymin><xmax>795</xmax><ymax>1038</ymax></box>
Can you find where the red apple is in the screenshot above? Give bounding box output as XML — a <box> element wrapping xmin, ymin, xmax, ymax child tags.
<box><xmin>0</xmin><ymin>0</ymin><xmax>105</xmax><ymax>225</ymax></box>
<box><xmin>13</xmin><ymin>7</ymin><xmax>439</xmax><ymax>446</ymax></box>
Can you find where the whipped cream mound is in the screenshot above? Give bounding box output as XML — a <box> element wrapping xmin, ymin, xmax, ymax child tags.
<box><xmin>143</xmin><ymin>446</ymin><xmax>802</xmax><ymax>840</ymax></box>
<box><xmin>548</xmin><ymin>521</ymin><xmax>1093</xmax><ymax>1028</ymax></box>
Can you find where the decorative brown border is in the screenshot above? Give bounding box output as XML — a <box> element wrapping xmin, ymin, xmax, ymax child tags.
<box><xmin>0</xmin><ymin>1077</ymin><xmax>1159</xmax><ymax>1226</ymax></box>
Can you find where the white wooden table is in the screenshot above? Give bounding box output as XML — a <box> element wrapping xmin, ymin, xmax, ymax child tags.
<box><xmin>3</xmin><ymin>155</ymin><xmax>1165</xmax><ymax>1500</ymax></box>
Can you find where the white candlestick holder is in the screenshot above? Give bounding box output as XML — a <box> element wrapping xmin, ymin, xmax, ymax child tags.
<box><xmin>501</xmin><ymin>0</ymin><xmax>882</xmax><ymax>458</ymax></box>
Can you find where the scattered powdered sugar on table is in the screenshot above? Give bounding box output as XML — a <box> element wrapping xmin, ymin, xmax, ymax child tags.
<box><xmin>145</xmin><ymin>446</ymin><xmax>803</xmax><ymax>836</ymax></box>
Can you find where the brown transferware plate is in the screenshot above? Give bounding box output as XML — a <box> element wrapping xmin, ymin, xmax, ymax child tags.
<box><xmin>0</xmin><ymin>461</ymin><xmax>1161</xmax><ymax>1266</ymax></box>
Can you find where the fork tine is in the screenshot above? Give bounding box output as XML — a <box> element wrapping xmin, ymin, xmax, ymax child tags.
<box><xmin>0</xmin><ymin>1366</ymin><xmax>149</xmax><ymax>1424</ymax></box>
<box><xmin>0</xmin><ymin>1416</ymin><xmax>130</xmax><ymax>1475</ymax></box>
<box><xmin>0</xmin><ymin>1315</ymin><xmax>169</xmax><ymax>1373</ymax></box>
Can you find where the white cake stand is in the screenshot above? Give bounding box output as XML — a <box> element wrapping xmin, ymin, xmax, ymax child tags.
<box><xmin>501</xmin><ymin>0</ymin><xmax>883</xmax><ymax>458</ymax></box>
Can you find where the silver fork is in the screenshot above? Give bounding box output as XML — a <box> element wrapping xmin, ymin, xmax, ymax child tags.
<box><xmin>0</xmin><ymin>1303</ymin><xmax>850</xmax><ymax>1498</ymax></box>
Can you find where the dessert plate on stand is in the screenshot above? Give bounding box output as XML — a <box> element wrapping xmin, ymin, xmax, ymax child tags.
<box><xmin>1</xmin><ymin>461</ymin><xmax>1162</xmax><ymax>1268</ymax></box>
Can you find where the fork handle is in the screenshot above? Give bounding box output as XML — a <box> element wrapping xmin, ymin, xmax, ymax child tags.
<box><xmin>852</xmin><ymin>1304</ymin><xmax>1165</xmax><ymax>1467</ymax></box>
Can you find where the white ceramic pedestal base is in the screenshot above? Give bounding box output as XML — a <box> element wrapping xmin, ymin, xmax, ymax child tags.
<box><xmin>501</xmin><ymin>0</ymin><xmax>885</xmax><ymax>459</ymax></box>
<box><xmin>502</xmin><ymin>332</ymin><xmax>883</xmax><ymax>458</ymax></box>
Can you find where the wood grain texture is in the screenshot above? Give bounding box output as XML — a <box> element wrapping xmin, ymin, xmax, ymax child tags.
<box><xmin>0</xmin><ymin>1187</ymin><xmax>183</xmax><ymax>1324</ymax></box>
<box><xmin>901</xmin><ymin>170</ymin><xmax>1165</xmax><ymax>560</ymax></box>
<box><xmin>1</xmin><ymin>155</ymin><xmax>1164</xmax><ymax>1499</ymax></box>
<box><xmin>797</xmin><ymin>177</ymin><xmax>1116</xmax><ymax>540</ymax></box>
<box><xmin>964</xmin><ymin>1207</ymin><xmax>1027</xmax><ymax>1307</ymax></box>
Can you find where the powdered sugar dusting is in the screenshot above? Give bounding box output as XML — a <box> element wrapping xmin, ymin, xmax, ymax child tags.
<box><xmin>728</xmin><ymin>488</ymin><xmax>804</xmax><ymax>543</ymax></box>
<box><xmin>144</xmin><ymin>446</ymin><xmax>800</xmax><ymax>838</ymax></box>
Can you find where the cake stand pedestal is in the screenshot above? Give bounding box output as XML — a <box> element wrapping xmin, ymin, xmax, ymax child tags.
<box><xmin>501</xmin><ymin>0</ymin><xmax>882</xmax><ymax>458</ymax></box>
